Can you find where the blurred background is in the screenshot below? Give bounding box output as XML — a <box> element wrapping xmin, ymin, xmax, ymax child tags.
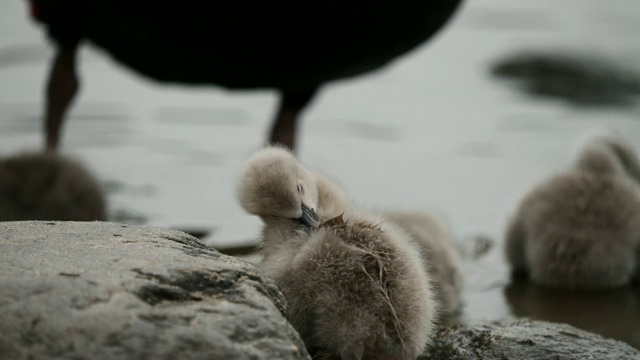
<box><xmin>1</xmin><ymin>0</ymin><xmax>639</xmax><ymax>349</ymax></box>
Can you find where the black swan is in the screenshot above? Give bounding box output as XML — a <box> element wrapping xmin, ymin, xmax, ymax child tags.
<box><xmin>28</xmin><ymin>0</ymin><xmax>463</xmax><ymax>151</ymax></box>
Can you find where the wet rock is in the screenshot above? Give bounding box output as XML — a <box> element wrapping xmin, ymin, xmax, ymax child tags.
<box><xmin>504</xmin><ymin>279</ymin><xmax>640</xmax><ymax>350</ymax></box>
<box><xmin>490</xmin><ymin>51</ymin><xmax>640</xmax><ymax>107</ymax></box>
<box><xmin>0</xmin><ymin>221</ymin><xmax>309</xmax><ymax>360</ymax></box>
<box><xmin>424</xmin><ymin>319</ymin><xmax>640</xmax><ymax>359</ymax></box>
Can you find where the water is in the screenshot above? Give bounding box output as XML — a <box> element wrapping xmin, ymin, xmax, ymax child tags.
<box><xmin>1</xmin><ymin>0</ymin><xmax>640</xmax><ymax>349</ymax></box>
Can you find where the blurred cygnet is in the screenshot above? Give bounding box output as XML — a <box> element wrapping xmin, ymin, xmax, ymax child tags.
<box><xmin>384</xmin><ymin>210</ymin><xmax>465</xmax><ymax>316</ymax></box>
<box><xmin>237</xmin><ymin>146</ymin><xmax>437</xmax><ymax>360</ymax></box>
<box><xmin>0</xmin><ymin>151</ymin><xmax>106</xmax><ymax>222</ymax></box>
<box><xmin>505</xmin><ymin>130</ymin><xmax>640</xmax><ymax>289</ymax></box>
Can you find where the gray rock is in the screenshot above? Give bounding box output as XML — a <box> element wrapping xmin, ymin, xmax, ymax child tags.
<box><xmin>0</xmin><ymin>221</ymin><xmax>310</xmax><ymax>360</ymax></box>
<box><xmin>425</xmin><ymin>319</ymin><xmax>640</xmax><ymax>360</ymax></box>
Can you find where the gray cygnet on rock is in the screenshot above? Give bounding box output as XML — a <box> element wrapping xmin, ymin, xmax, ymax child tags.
<box><xmin>312</xmin><ymin>172</ymin><xmax>464</xmax><ymax>317</ymax></box>
<box><xmin>237</xmin><ymin>146</ymin><xmax>437</xmax><ymax>360</ymax></box>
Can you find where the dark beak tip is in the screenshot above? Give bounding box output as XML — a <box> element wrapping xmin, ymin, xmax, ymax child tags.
<box><xmin>299</xmin><ymin>204</ymin><xmax>320</xmax><ymax>229</ymax></box>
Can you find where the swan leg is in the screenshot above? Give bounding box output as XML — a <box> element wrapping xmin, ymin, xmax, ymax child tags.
<box><xmin>45</xmin><ymin>45</ymin><xmax>79</xmax><ymax>151</ymax></box>
<box><xmin>268</xmin><ymin>87</ymin><xmax>319</xmax><ymax>151</ymax></box>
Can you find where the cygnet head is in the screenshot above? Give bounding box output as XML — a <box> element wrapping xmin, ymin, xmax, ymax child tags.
<box><xmin>575</xmin><ymin>144</ymin><xmax>624</xmax><ymax>176</ymax></box>
<box><xmin>237</xmin><ymin>146</ymin><xmax>320</xmax><ymax>228</ymax></box>
<box><xmin>572</xmin><ymin>128</ymin><xmax>640</xmax><ymax>181</ymax></box>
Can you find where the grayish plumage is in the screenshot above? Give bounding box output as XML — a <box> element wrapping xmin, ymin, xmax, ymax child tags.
<box><xmin>313</xmin><ymin>172</ymin><xmax>464</xmax><ymax>316</ymax></box>
<box><xmin>505</xmin><ymin>131</ymin><xmax>640</xmax><ymax>289</ymax></box>
<box><xmin>237</xmin><ymin>147</ymin><xmax>437</xmax><ymax>360</ymax></box>
<box><xmin>384</xmin><ymin>210</ymin><xmax>465</xmax><ymax>316</ymax></box>
<box><xmin>0</xmin><ymin>151</ymin><xmax>107</xmax><ymax>222</ymax></box>
<box><xmin>313</xmin><ymin>172</ymin><xmax>351</xmax><ymax>220</ymax></box>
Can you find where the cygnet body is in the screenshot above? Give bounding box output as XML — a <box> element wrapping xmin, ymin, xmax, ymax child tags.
<box><xmin>505</xmin><ymin>132</ymin><xmax>640</xmax><ymax>288</ymax></box>
<box><xmin>237</xmin><ymin>147</ymin><xmax>437</xmax><ymax>360</ymax></box>
<box><xmin>0</xmin><ymin>152</ymin><xmax>106</xmax><ymax>221</ymax></box>
<box><xmin>384</xmin><ymin>210</ymin><xmax>464</xmax><ymax>316</ymax></box>
<box><xmin>312</xmin><ymin>172</ymin><xmax>464</xmax><ymax>316</ymax></box>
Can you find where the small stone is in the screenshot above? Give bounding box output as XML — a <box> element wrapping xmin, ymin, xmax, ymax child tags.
<box><xmin>424</xmin><ymin>319</ymin><xmax>640</xmax><ymax>360</ymax></box>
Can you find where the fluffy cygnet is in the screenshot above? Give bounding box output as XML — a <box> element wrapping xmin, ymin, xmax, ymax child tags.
<box><xmin>505</xmin><ymin>131</ymin><xmax>640</xmax><ymax>288</ymax></box>
<box><xmin>384</xmin><ymin>210</ymin><xmax>465</xmax><ymax>316</ymax></box>
<box><xmin>313</xmin><ymin>172</ymin><xmax>351</xmax><ymax>220</ymax></box>
<box><xmin>237</xmin><ymin>146</ymin><xmax>437</xmax><ymax>360</ymax></box>
<box><xmin>0</xmin><ymin>151</ymin><xmax>106</xmax><ymax>221</ymax></box>
<box><xmin>312</xmin><ymin>171</ymin><xmax>464</xmax><ymax>316</ymax></box>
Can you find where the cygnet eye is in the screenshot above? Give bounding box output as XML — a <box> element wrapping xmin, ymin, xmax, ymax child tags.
<box><xmin>297</xmin><ymin>184</ymin><xmax>304</xmax><ymax>194</ymax></box>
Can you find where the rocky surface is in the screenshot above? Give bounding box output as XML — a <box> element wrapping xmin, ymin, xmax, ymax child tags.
<box><xmin>425</xmin><ymin>319</ymin><xmax>640</xmax><ymax>360</ymax></box>
<box><xmin>2</xmin><ymin>221</ymin><xmax>638</xmax><ymax>360</ymax></box>
<box><xmin>0</xmin><ymin>221</ymin><xmax>309</xmax><ymax>360</ymax></box>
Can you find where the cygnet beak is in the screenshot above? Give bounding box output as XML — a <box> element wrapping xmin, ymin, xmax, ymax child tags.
<box><xmin>297</xmin><ymin>204</ymin><xmax>320</xmax><ymax>230</ymax></box>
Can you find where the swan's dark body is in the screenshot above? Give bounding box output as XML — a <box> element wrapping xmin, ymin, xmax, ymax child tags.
<box><xmin>30</xmin><ymin>0</ymin><xmax>463</xmax><ymax>150</ymax></box>
<box><xmin>35</xmin><ymin>1</ymin><xmax>461</xmax><ymax>88</ymax></box>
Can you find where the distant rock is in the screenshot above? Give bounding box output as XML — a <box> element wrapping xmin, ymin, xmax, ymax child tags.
<box><xmin>0</xmin><ymin>221</ymin><xmax>309</xmax><ymax>360</ymax></box>
<box><xmin>491</xmin><ymin>51</ymin><xmax>640</xmax><ymax>107</ymax></box>
<box><xmin>425</xmin><ymin>319</ymin><xmax>640</xmax><ymax>360</ymax></box>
